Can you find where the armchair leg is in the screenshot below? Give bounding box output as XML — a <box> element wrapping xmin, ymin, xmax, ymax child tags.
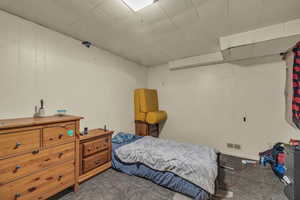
<box><xmin>135</xmin><ymin>121</ymin><xmax>159</xmax><ymax>137</ymax></box>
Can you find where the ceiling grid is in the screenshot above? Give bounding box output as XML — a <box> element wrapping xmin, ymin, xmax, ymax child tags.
<box><xmin>0</xmin><ymin>0</ymin><xmax>299</xmax><ymax>66</ymax></box>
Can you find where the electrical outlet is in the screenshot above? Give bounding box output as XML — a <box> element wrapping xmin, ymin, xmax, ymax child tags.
<box><xmin>234</xmin><ymin>144</ymin><xmax>241</xmax><ymax>150</ymax></box>
<box><xmin>227</xmin><ymin>143</ymin><xmax>234</xmax><ymax>148</ymax></box>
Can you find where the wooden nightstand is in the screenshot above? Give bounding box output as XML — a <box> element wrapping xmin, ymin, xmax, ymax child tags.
<box><xmin>77</xmin><ymin>129</ymin><xmax>113</xmax><ymax>183</ymax></box>
<box><xmin>135</xmin><ymin>121</ymin><xmax>159</xmax><ymax>137</ymax></box>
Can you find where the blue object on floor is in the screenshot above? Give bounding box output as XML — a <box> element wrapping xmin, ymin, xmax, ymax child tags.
<box><xmin>112</xmin><ymin>133</ymin><xmax>209</xmax><ymax>200</ymax></box>
<box><xmin>259</xmin><ymin>143</ymin><xmax>286</xmax><ymax>179</ymax></box>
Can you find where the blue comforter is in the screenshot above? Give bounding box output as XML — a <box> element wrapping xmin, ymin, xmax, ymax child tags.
<box><xmin>112</xmin><ymin>133</ymin><xmax>209</xmax><ymax>200</ymax></box>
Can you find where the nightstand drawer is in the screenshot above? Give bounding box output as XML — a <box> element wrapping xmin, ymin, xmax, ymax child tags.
<box><xmin>83</xmin><ymin>137</ymin><xmax>109</xmax><ymax>157</ymax></box>
<box><xmin>0</xmin><ymin>129</ymin><xmax>40</xmax><ymax>158</ymax></box>
<box><xmin>43</xmin><ymin>122</ymin><xmax>75</xmax><ymax>147</ymax></box>
<box><xmin>0</xmin><ymin>143</ymin><xmax>74</xmax><ymax>184</ymax></box>
<box><xmin>83</xmin><ymin>151</ymin><xmax>108</xmax><ymax>173</ymax></box>
<box><xmin>0</xmin><ymin>161</ymin><xmax>74</xmax><ymax>200</ymax></box>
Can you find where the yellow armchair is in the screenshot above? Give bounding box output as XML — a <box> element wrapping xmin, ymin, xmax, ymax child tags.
<box><xmin>134</xmin><ymin>89</ymin><xmax>167</xmax><ymax>137</ymax></box>
<box><xmin>134</xmin><ymin>89</ymin><xmax>167</xmax><ymax>124</ymax></box>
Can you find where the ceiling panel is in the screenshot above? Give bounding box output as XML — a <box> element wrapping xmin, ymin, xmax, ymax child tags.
<box><xmin>0</xmin><ymin>0</ymin><xmax>299</xmax><ymax>66</ymax></box>
<box><xmin>158</xmin><ymin>0</ymin><xmax>192</xmax><ymax>18</ymax></box>
<box><xmin>260</xmin><ymin>0</ymin><xmax>300</xmax><ymax>27</ymax></box>
<box><xmin>137</xmin><ymin>3</ymin><xmax>167</xmax><ymax>25</ymax></box>
<box><xmin>171</xmin><ymin>8</ymin><xmax>199</xmax><ymax>29</ymax></box>
<box><xmin>97</xmin><ymin>0</ymin><xmax>133</xmax><ymax>21</ymax></box>
<box><xmin>228</xmin><ymin>0</ymin><xmax>261</xmax><ymax>33</ymax></box>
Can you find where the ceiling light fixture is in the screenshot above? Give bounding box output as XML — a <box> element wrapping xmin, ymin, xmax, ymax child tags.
<box><xmin>121</xmin><ymin>0</ymin><xmax>157</xmax><ymax>12</ymax></box>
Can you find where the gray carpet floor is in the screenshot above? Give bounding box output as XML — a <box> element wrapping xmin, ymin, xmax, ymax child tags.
<box><xmin>50</xmin><ymin>156</ymin><xmax>287</xmax><ymax>200</ymax></box>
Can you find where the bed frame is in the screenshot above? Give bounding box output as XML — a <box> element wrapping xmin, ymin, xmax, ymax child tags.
<box><xmin>209</xmin><ymin>152</ymin><xmax>221</xmax><ymax>200</ymax></box>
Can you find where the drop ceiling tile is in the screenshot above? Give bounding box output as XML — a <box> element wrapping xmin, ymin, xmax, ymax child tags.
<box><xmin>124</xmin><ymin>41</ymin><xmax>168</xmax><ymax>66</ymax></box>
<box><xmin>0</xmin><ymin>0</ymin><xmax>10</xmax><ymax>7</ymax></box>
<box><xmin>228</xmin><ymin>0</ymin><xmax>262</xmax><ymax>34</ymax></box>
<box><xmin>121</xmin><ymin>16</ymin><xmax>147</xmax><ymax>33</ymax></box>
<box><xmin>96</xmin><ymin>0</ymin><xmax>133</xmax><ymax>21</ymax></box>
<box><xmin>66</xmin><ymin>14</ymin><xmax>113</xmax><ymax>42</ymax></box>
<box><xmin>144</xmin><ymin>19</ymin><xmax>178</xmax><ymax>38</ymax></box>
<box><xmin>154</xmin><ymin>30</ymin><xmax>190</xmax><ymax>57</ymax></box>
<box><xmin>47</xmin><ymin>0</ymin><xmax>107</xmax><ymax>28</ymax></box>
<box><xmin>196</xmin><ymin>0</ymin><xmax>229</xmax><ymax>37</ymax></box>
<box><xmin>158</xmin><ymin>0</ymin><xmax>191</xmax><ymax>18</ymax></box>
<box><xmin>260</xmin><ymin>0</ymin><xmax>300</xmax><ymax>27</ymax></box>
<box><xmin>179</xmin><ymin>27</ymin><xmax>220</xmax><ymax>57</ymax></box>
<box><xmin>70</xmin><ymin>0</ymin><xmax>105</xmax><ymax>16</ymax></box>
<box><xmin>92</xmin><ymin>5</ymin><xmax>115</xmax><ymax>25</ymax></box>
<box><xmin>190</xmin><ymin>0</ymin><xmax>211</xmax><ymax>7</ymax></box>
<box><xmin>171</xmin><ymin>8</ymin><xmax>199</xmax><ymax>29</ymax></box>
<box><xmin>181</xmin><ymin>23</ymin><xmax>214</xmax><ymax>42</ymax></box>
<box><xmin>83</xmin><ymin>0</ymin><xmax>106</xmax><ymax>8</ymax></box>
<box><xmin>107</xmin><ymin>15</ymin><xmax>145</xmax><ymax>36</ymax></box>
<box><xmin>137</xmin><ymin>3</ymin><xmax>168</xmax><ymax>25</ymax></box>
<box><xmin>13</xmin><ymin>0</ymin><xmax>80</xmax><ymax>26</ymax></box>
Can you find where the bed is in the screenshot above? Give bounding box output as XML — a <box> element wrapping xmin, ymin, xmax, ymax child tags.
<box><xmin>112</xmin><ymin>133</ymin><xmax>218</xmax><ymax>200</ymax></box>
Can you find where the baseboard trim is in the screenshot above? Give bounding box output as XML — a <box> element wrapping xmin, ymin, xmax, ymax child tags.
<box><xmin>220</xmin><ymin>150</ymin><xmax>259</xmax><ymax>161</ymax></box>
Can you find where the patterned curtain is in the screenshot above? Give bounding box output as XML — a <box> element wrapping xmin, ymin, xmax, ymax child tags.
<box><xmin>292</xmin><ymin>42</ymin><xmax>300</xmax><ymax>128</ymax></box>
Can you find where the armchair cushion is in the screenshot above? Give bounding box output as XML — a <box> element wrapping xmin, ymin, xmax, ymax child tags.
<box><xmin>146</xmin><ymin>111</ymin><xmax>167</xmax><ymax>124</ymax></box>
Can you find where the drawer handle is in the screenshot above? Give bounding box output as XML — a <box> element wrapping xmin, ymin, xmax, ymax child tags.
<box><xmin>87</xmin><ymin>148</ymin><xmax>91</xmax><ymax>151</ymax></box>
<box><xmin>95</xmin><ymin>160</ymin><xmax>102</xmax><ymax>165</ymax></box>
<box><xmin>28</xmin><ymin>187</ymin><xmax>37</xmax><ymax>192</ymax></box>
<box><xmin>58</xmin><ymin>175</ymin><xmax>63</xmax><ymax>181</ymax></box>
<box><xmin>15</xmin><ymin>193</ymin><xmax>21</xmax><ymax>199</ymax></box>
<box><xmin>32</xmin><ymin>150</ymin><xmax>40</xmax><ymax>154</ymax></box>
<box><xmin>58</xmin><ymin>134</ymin><xmax>64</xmax><ymax>139</ymax></box>
<box><xmin>15</xmin><ymin>142</ymin><xmax>22</xmax><ymax>148</ymax></box>
<box><xmin>58</xmin><ymin>152</ymin><xmax>64</xmax><ymax>158</ymax></box>
<box><xmin>15</xmin><ymin>165</ymin><xmax>21</xmax><ymax>170</ymax></box>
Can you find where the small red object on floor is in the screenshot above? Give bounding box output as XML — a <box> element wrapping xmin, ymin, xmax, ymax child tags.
<box><xmin>277</xmin><ymin>153</ymin><xmax>285</xmax><ymax>165</ymax></box>
<box><xmin>289</xmin><ymin>139</ymin><xmax>300</xmax><ymax>146</ymax></box>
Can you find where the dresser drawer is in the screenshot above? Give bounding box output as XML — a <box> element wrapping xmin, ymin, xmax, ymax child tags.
<box><xmin>43</xmin><ymin>122</ymin><xmax>75</xmax><ymax>147</ymax></box>
<box><xmin>0</xmin><ymin>143</ymin><xmax>74</xmax><ymax>185</ymax></box>
<box><xmin>83</xmin><ymin>137</ymin><xmax>109</xmax><ymax>157</ymax></box>
<box><xmin>0</xmin><ymin>129</ymin><xmax>40</xmax><ymax>158</ymax></box>
<box><xmin>0</xmin><ymin>160</ymin><xmax>74</xmax><ymax>200</ymax></box>
<box><xmin>83</xmin><ymin>151</ymin><xmax>108</xmax><ymax>173</ymax></box>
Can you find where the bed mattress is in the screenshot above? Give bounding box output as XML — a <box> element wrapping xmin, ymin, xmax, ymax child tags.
<box><xmin>112</xmin><ymin>133</ymin><xmax>210</xmax><ymax>200</ymax></box>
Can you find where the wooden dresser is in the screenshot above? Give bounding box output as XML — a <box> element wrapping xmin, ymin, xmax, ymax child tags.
<box><xmin>78</xmin><ymin>129</ymin><xmax>113</xmax><ymax>183</ymax></box>
<box><xmin>0</xmin><ymin>115</ymin><xmax>83</xmax><ymax>200</ymax></box>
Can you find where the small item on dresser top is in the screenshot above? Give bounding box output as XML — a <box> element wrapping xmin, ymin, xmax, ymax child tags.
<box><xmin>38</xmin><ymin>99</ymin><xmax>46</xmax><ymax>117</ymax></box>
<box><xmin>84</xmin><ymin>127</ymin><xmax>89</xmax><ymax>135</ymax></box>
<box><xmin>33</xmin><ymin>106</ymin><xmax>39</xmax><ymax>118</ymax></box>
<box><xmin>56</xmin><ymin>109</ymin><xmax>67</xmax><ymax>116</ymax></box>
<box><xmin>33</xmin><ymin>99</ymin><xmax>46</xmax><ymax>118</ymax></box>
<box><xmin>104</xmin><ymin>125</ymin><xmax>107</xmax><ymax>132</ymax></box>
